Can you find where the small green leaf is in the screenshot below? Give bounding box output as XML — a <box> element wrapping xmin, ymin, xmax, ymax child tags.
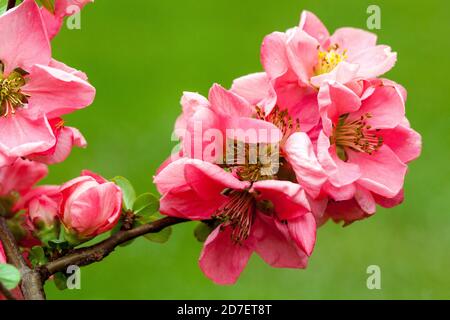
<box><xmin>0</xmin><ymin>264</ymin><xmax>21</xmax><ymax>290</ymax></box>
<box><xmin>112</xmin><ymin>176</ymin><xmax>136</xmax><ymax>211</ymax></box>
<box><xmin>54</xmin><ymin>272</ymin><xmax>68</xmax><ymax>291</ymax></box>
<box><xmin>37</xmin><ymin>0</ymin><xmax>55</xmax><ymax>13</ymax></box>
<box><xmin>29</xmin><ymin>246</ymin><xmax>48</xmax><ymax>267</ymax></box>
<box><xmin>132</xmin><ymin>193</ymin><xmax>159</xmax><ymax>218</ymax></box>
<box><xmin>194</xmin><ymin>222</ymin><xmax>214</xmax><ymax>243</ymax></box>
<box><xmin>144</xmin><ymin>226</ymin><xmax>172</xmax><ymax>243</ymax></box>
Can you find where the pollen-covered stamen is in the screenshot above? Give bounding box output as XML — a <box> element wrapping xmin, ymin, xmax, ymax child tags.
<box><xmin>0</xmin><ymin>64</ymin><xmax>29</xmax><ymax>117</ymax></box>
<box><xmin>257</xmin><ymin>105</ymin><xmax>300</xmax><ymax>145</ymax></box>
<box><xmin>314</xmin><ymin>44</ymin><xmax>347</xmax><ymax>75</ymax></box>
<box><xmin>331</xmin><ymin>113</ymin><xmax>383</xmax><ymax>161</ymax></box>
<box><xmin>214</xmin><ymin>190</ymin><xmax>255</xmax><ymax>244</ymax></box>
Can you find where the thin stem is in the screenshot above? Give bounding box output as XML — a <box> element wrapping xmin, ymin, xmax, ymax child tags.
<box><xmin>6</xmin><ymin>0</ymin><xmax>16</xmax><ymax>11</ymax></box>
<box><xmin>0</xmin><ymin>282</ymin><xmax>16</xmax><ymax>300</ymax></box>
<box><xmin>0</xmin><ymin>217</ymin><xmax>45</xmax><ymax>300</ymax></box>
<box><xmin>39</xmin><ymin>216</ymin><xmax>188</xmax><ymax>281</ymax></box>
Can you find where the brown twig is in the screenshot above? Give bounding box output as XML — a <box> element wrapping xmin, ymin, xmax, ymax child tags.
<box><xmin>0</xmin><ymin>282</ymin><xmax>16</xmax><ymax>300</ymax></box>
<box><xmin>39</xmin><ymin>216</ymin><xmax>188</xmax><ymax>281</ymax></box>
<box><xmin>0</xmin><ymin>217</ymin><xmax>45</xmax><ymax>300</ymax></box>
<box><xmin>6</xmin><ymin>0</ymin><xmax>16</xmax><ymax>11</ymax></box>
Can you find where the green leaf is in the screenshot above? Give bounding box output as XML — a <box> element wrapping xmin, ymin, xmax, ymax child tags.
<box><xmin>144</xmin><ymin>226</ymin><xmax>172</xmax><ymax>243</ymax></box>
<box><xmin>137</xmin><ymin>215</ymin><xmax>172</xmax><ymax>244</ymax></box>
<box><xmin>29</xmin><ymin>246</ymin><xmax>48</xmax><ymax>267</ymax></box>
<box><xmin>194</xmin><ymin>222</ymin><xmax>214</xmax><ymax>243</ymax></box>
<box><xmin>54</xmin><ymin>272</ymin><xmax>68</xmax><ymax>291</ymax></box>
<box><xmin>133</xmin><ymin>193</ymin><xmax>159</xmax><ymax>219</ymax></box>
<box><xmin>112</xmin><ymin>176</ymin><xmax>136</xmax><ymax>211</ymax></box>
<box><xmin>37</xmin><ymin>0</ymin><xmax>55</xmax><ymax>13</ymax></box>
<box><xmin>0</xmin><ymin>264</ymin><xmax>21</xmax><ymax>290</ymax></box>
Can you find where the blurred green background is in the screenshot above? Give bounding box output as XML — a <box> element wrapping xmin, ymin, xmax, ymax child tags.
<box><xmin>42</xmin><ymin>0</ymin><xmax>449</xmax><ymax>299</ymax></box>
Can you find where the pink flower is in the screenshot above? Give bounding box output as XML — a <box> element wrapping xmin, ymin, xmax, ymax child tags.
<box><xmin>155</xmin><ymin>158</ymin><xmax>317</xmax><ymax>284</ymax></box>
<box><xmin>166</xmin><ymin>84</ymin><xmax>329</xmax><ymax>205</ymax></box>
<box><xmin>261</xmin><ymin>11</ymin><xmax>397</xmax><ymax>88</ymax></box>
<box><xmin>0</xmin><ymin>158</ymin><xmax>48</xmax><ymax>197</ymax></box>
<box><xmin>41</xmin><ymin>0</ymin><xmax>94</xmax><ymax>39</ymax></box>
<box><xmin>0</xmin><ymin>0</ymin><xmax>95</xmax><ymax>164</ymax></box>
<box><xmin>59</xmin><ymin>170</ymin><xmax>122</xmax><ymax>240</ymax></box>
<box><xmin>310</xmin><ymin>79</ymin><xmax>421</xmax><ymax>223</ymax></box>
<box><xmin>16</xmin><ymin>185</ymin><xmax>61</xmax><ymax>229</ymax></box>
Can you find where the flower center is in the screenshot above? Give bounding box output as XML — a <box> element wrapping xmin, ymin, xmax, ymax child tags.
<box><xmin>0</xmin><ymin>64</ymin><xmax>28</xmax><ymax>117</ymax></box>
<box><xmin>214</xmin><ymin>190</ymin><xmax>255</xmax><ymax>244</ymax></box>
<box><xmin>257</xmin><ymin>105</ymin><xmax>300</xmax><ymax>145</ymax></box>
<box><xmin>314</xmin><ymin>44</ymin><xmax>347</xmax><ymax>75</ymax></box>
<box><xmin>330</xmin><ymin>113</ymin><xmax>383</xmax><ymax>161</ymax></box>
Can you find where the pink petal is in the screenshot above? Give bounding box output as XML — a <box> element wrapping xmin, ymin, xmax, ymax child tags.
<box><xmin>354</xmin><ymin>185</ymin><xmax>376</xmax><ymax>214</ymax></box>
<box><xmin>226</xmin><ymin>117</ymin><xmax>282</xmax><ymax>144</ymax></box>
<box><xmin>49</xmin><ymin>59</ymin><xmax>88</xmax><ymax>80</ymax></box>
<box><xmin>351</xmin><ymin>45</ymin><xmax>397</xmax><ymax>79</ymax></box>
<box><xmin>252</xmin><ymin>213</ymin><xmax>308</xmax><ymax>268</ymax></box>
<box><xmin>326</xmin><ymin>198</ymin><xmax>369</xmax><ymax>225</ymax></box>
<box><xmin>348</xmin><ymin>145</ymin><xmax>407</xmax><ymax>198</ymax></box>
<box><xmin>0</xmin><ymin>158</ymin><xmax>48</xmax><ymax>196</ymax></box>
<box><xmin>252</xmin><ymin>180</ymin><xmax>310</xmax><ymax>220</ymax></box>
<box><xmin>298</xmin><ymin>10</ymin><xmax>330</xmax><ymax>47</ymax></box>
<box><xmin>317</xmin><ymin>131</ymin><xmax>361</xmax><ymax>187</ymax></box>
<box><xmin>0</xmin><ymin>0</ymin><xmax>51</xmax><ymax>74</ymax></box>
<box><xmin>329</xmin><ymin>28</ymin><xmax>377</xmax><ymax>59</ymax></box>
<box><xmin>231</xmin><ymin>72</ymin><xmax>277</xmax><ymax>115</ymax></box>
<box><xmin>40</xmin><ymin>7</ymin><xmax>63</xmax><ymax>40</ymax></box>
<box><xmin>284</xmin><ymin>132</ymin><xmax>327</xmax><ymax>198</ymax></box>
<box><xmin>374</xmin><ymin>189</ymin><xmax>404</xmax><ymax>208</ymax></box>
<box><xmin>318</xmin><ymin>80</ymin><xmax>361</xmax><ymax>135</ymax></box>
<box><xmin>199</xmin><ymin>226</ymin><xmax>254</xmax><ymax>285</ymax></box>
<box><xmin>286</xmin><ymin>28</ymin><xmax>319</xmax><ymax>83</ymax></box>
<box><xmin>273</xmin><ymin>76</ymin><xmax>320</xmax><ymax>132</ymax></box>
<box><xmin>0</xmin><ymin>109</ymin><xmax>56</xmax><ymax>157</ymax></box>
<box><xmin>29</xmin><ymin>126</ymin><xmax>86</xmax><ymax>164</ymax></box>
<box><xmin>23</xmin><ymin>64</ymin><xmax>96</xmax><ymax>118</ymax></box>
<box><xmin>208</xmin><ymin>84</ymin><xmax>252</xmax><ymax>118</ymax></box>
<box><xmin>348</xmin><ymin>84</ymin><xmax>405</xmax><ymax>130</ymax></box>
<box><xmin>184</xmin><ymin>161</ymin><xmax>249</xmax><ymax>197</ymax></box>
<box><xmin>311</xmin><ymin>61</ymin><xmax>360</xmax><ymax>88</ymax></box>
<box><xmin>261</xmin><ymin>32</ymin><xmax>289</xmax><ymax>80</ymax></box>
<box><xmin>379</xmin><ymin>124</ymin><xmax>422</xmax><ymax>163</ymax></box>
<box><xmin>287</xmin><ymin>212</ymin><xmax>316</xmax><ymax>256</ymax></box>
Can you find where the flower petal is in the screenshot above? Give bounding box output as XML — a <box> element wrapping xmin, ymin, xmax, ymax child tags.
<box><xmin>287</xmin><ymin>212</ymin><xmax>316</xmax><ymax>256</ymax></box>
<box><xmin>299</xmin><ymin>10</ymin><xmax>330</xmax><ymax>47</ymax></box>
<box><xmin>199</xmin><ymin>226</ymin><xmax>254</xmax><ymax>285</ymax></box>
<box><xmin>23</xmin><ymin>64</ymin><xmax>96</xmax><ymax>118</ymax></box>
<box><xmin>261</xmin><ymin>32</ymin><xmax>289</xmax><ymax>80</ymax></box>
<box><xmin>348</xmin><ymin>145</ymin><xmax>407</xmax><ymax>198</ymax></box>
<box><xmin>284</xmin><ymin>132</ymin><xmax>327</xmax><ymax>198</ymax></box>
<box><xmin>0</xmin><ymin>0</ymin><xmax>51</xmax><ymax>73</ymax></box>
<box><xmin>252</xmin><ymin>180</ymin><xmax>310</xmax><ymax>220</ymax></box>
<box><xmin>253</xmin><ymin>213</ymin><xmax>308</xmax><ymax>268</ymax></box>
<box><xmin>329</xmin><ymin>27</ymin><xmax>377</xmax><ymax>59</ymax></box>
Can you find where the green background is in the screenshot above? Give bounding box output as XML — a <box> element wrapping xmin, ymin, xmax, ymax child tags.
<box><xmin>42</xmin><ymin>0</ymin><xmax>449</xmax><ymax>299</ymax></box>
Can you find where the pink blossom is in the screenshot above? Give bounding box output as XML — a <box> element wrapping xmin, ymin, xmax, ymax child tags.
<box><xmin>0</xmin><ymin>158</ymin><xmax>48</xmax><ymax>197</ymax></box>
<box><xmin>309</xmin><ymin>79</ymin><xmax>421</xmax><ymax>223</ymax></box>
<box><xmin>59</xmin><ymin>170</ymin><xmax>122</xmax><ymax>240</ymax></box>
<box><xmin>0</xmin><ymin>0</ymin><xmax>95</xmax><ymax>164</ymax></box>
<box><xmin>261</xmin><ymin>11</ymin><xmax>397</xmax><ymax>89</ymax></box>
<box><xmin>0</xmin><ymin>241</ymin><xmax>5</xmax><ymax>264</ymax></box>
<box><xmin>40</xmin><ymin>0</ymin><xmax>94</xmax><ymax>39</ymax></box>
<box><xmin>155</xmin><ymin>158</ymin><xmax>317</xmax><ymax>284</ymax></box>
<box><xmin>165</xmin><ymin>84</ymin><xmax>329</xmax><ymax>206</ymax></box>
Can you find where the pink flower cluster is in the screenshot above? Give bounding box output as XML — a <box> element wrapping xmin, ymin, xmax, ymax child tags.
<box><xmin>0</xmin><ymin>0</ymin><xmax>122</xmax><ymax>280</ymax></box>
<box><xmin>154</xmin><ymin>11</ymin><xmax>422</xmax><ymax>284</ymax></box>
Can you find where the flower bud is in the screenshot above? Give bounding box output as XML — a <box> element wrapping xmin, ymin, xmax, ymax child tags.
<box><xmin>59</xmin><ymin>170</ymin><xmax>122</xmax><ymax>242</ymax></box>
